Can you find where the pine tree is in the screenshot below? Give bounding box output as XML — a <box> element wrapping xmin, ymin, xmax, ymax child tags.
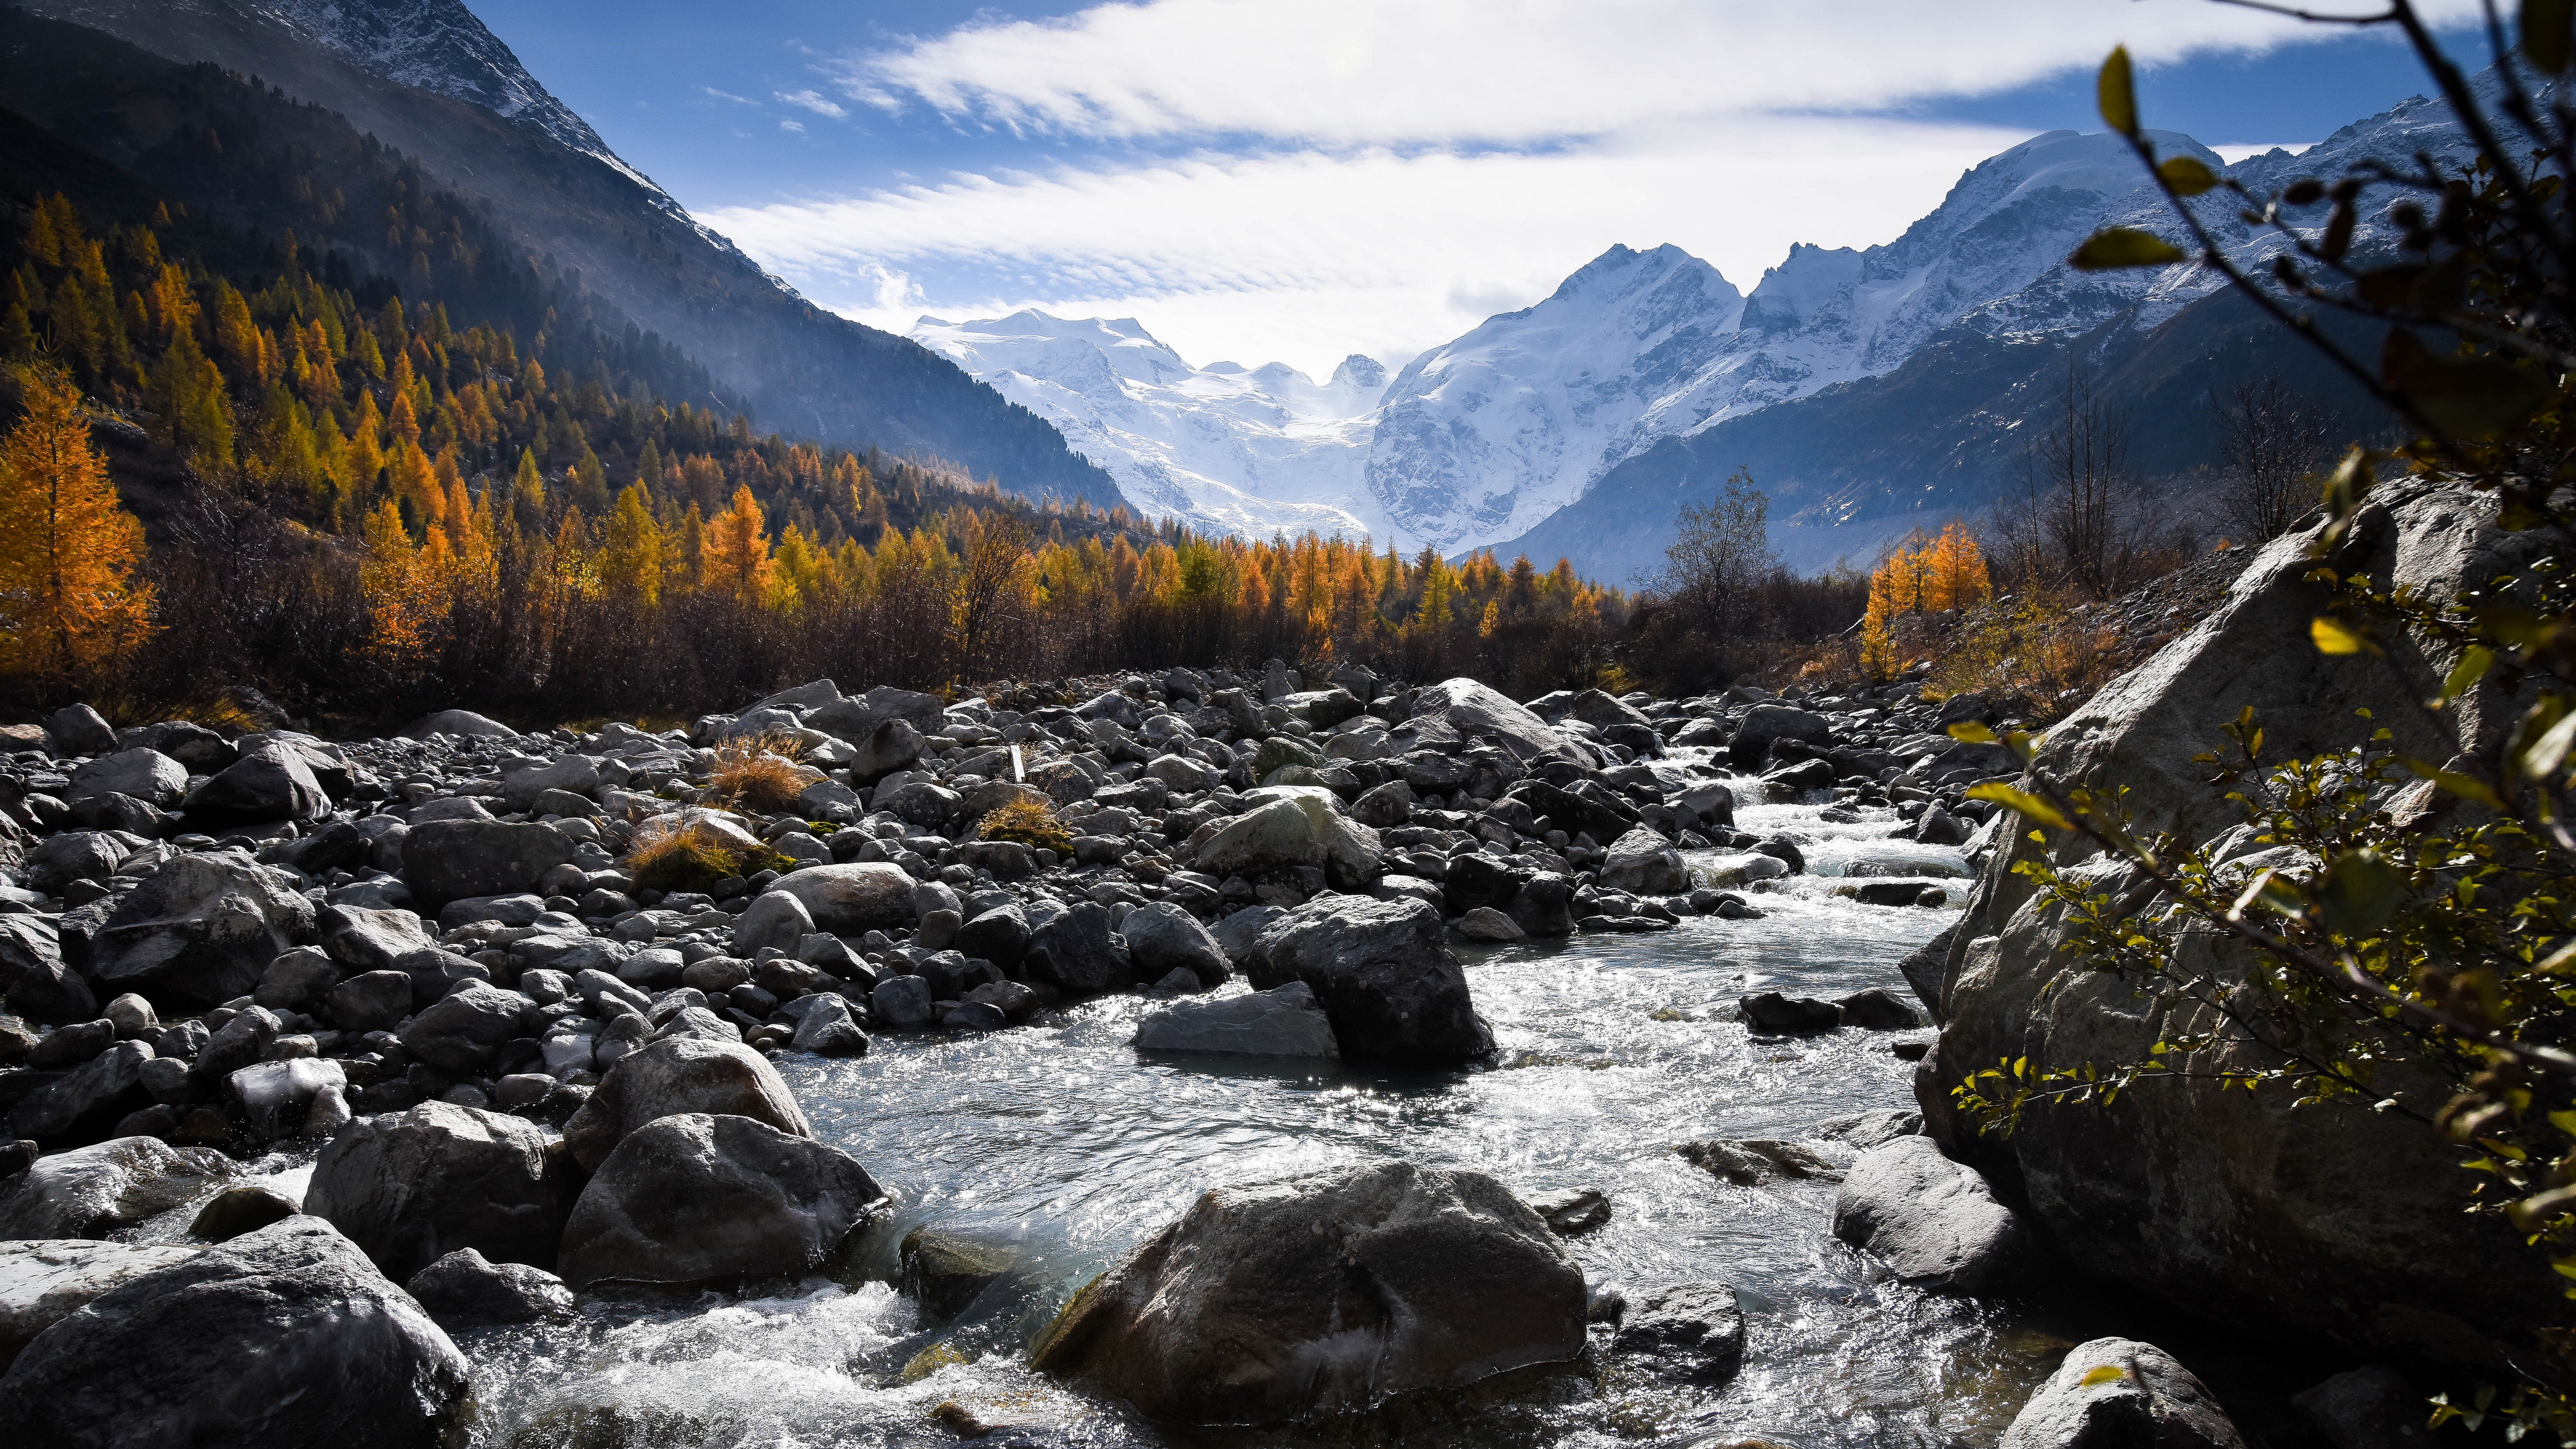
<box><xmin>0</xmin><ymin>366</ymin><xmax>156</xmax><ymax>680</ymax></box>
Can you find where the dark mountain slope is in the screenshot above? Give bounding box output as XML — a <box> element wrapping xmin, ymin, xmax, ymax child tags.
<box><xmin>1</xmin><ymin>0</ymin><xmax>1126</xmax><ymax>508</ymax></box>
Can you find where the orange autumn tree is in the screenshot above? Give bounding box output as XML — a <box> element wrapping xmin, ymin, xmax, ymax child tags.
<box><xmin>0</xmin><ymin>366</ymin><xmax>156</xmax><ymax>682</ymax></box>
<box><xmin>702</xmin><ymin>484</ymin><xmax>773</xmax><ymax>602</ymax></box>
<box><xmin>1858</xmin><ymin>521</ymin><xmax>1990</xmax><ymax>679</ymax></box>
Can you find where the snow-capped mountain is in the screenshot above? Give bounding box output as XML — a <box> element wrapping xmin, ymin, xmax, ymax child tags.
<box><xmin>910</xmin><ymin>312</ymin><xmax>1400</xmax><ymax>541</ymax></box>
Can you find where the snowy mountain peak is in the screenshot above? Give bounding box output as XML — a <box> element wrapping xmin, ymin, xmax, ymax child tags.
<box><xmin>248</xmin><ymin>0</ymin><xmax>605</xmax><ymax>160</ymax></box>
<box><xmin>1331</xmin><ymin>354</ymin><xmax>1389</xmax><ymax>390</ymax></box>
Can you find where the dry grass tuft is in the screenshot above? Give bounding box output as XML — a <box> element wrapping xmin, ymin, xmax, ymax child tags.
<box><xmin>624</xmin><ymin>815</ymin><xmax>795</xmax><ymax>892</ymax></box>
<box><xmin>708</xmin><ymin>731</ymin><xmax>820</xmax><ymax>814</ymax></box>
<box><xmin>975</xmin><ymin>796</ymin><xmax>1073</xmax><ymax>853</ymax></box>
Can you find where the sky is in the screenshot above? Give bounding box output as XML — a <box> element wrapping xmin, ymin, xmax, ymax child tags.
<box><xmin>464</xmin><ymin>0</ymin><xmax>2485</xmax><ymax>379</ymax></box>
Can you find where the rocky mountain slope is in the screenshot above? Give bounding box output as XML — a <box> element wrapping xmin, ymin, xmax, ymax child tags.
<box><xmin>3</xmin><ymin>0</ymin><xmax>1126</xmax><ymax>509</ymax></box>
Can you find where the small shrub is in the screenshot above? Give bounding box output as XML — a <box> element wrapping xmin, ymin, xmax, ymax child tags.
<box><xmin>708</xmin><ymin>732</ymin><xmax>818</xmax><ymax>813</ymax></box>
<box><xmin>975</xmin><ymin>795</ymin><xmax>1071</xmax><ymax>853</ymax></box>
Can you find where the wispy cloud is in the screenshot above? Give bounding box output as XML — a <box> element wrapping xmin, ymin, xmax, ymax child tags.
<box><xmin>700</xmin><ymin>86</ymin><xmax>757</xmax><ymax>106</ymax></box>
<box><xmin>777</xmin><ymin>88</ymin><xmax>849</xmax><ymax>120</ymax></box>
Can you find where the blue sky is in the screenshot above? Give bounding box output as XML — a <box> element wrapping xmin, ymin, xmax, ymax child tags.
<box><xmin>468</xmin><ymin>1</ymin><xmax>2484</xmax><ymax>376</ymax></box>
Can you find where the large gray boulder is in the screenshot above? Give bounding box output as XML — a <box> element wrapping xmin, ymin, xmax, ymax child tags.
<box><xmin>180</xmin><ymin>741</ymin><xmax>331</xmax><ymax>824</ymax></box>
<box><xmin>0</xmin><ymin>914</ymin><xmax>94</xmax><ymax>1024</ymax></box>
<box><xmin>1599</xmin><ymin>825</ymin><xmax>1687</xmax><ymax>895</ymax></box>
<box><xmin>403</xmin><ymin>1248</ymin><xmax>575</xmax><ymax>1328</ymax></box>
<box><xmin>1119</xmin><ymin>902</ymin><xmax>1230</xmax><ymax>986</ymax></box>
<box><xmin>66</xmin><ymin>749</ymin><xmax>187</xmax><ymax>809</ymax></box>
<box><xmin>556</xmin><ymin>1112</ymin><xmax>884</xmax><ymax>1291</ymax></box>
<box><xmin>561</xmin><ymin>1035</ymin><xmax>812</xmax><ymax>1174</ymax></box>
<box><xmin>1193</xmin><ymin>788</ymin><xmax>1383</xmax><ymax>888</ymax></box>
<box><xmin>1613</xmin><ymin>1281</ymin><xmax>1746</xmax><ymax>1385</ymax></box>
<box><xmin>1031</xmin><ymin>1161</ymin><xmax>1585</xmax><ymax>1424</ymax></box>
<box><xmin>767</xmin><ymin>863</ymin><xmax>915</xmax><ymax>935</ymax></box>
<box><xmin>0</xmin><ymin>1136</ymin><xmax>235</xmax><ymax>1239</ymax></box>
<box><xmin>80</xmin><ymin>849</ymin><xmax>316</xmax><ymax>1010</ymax></box>
<box><xmin>1024</xmin><ymin>901</ymin><xmax>1131</xmax><ymax>996</ymax></box>
<box><xmin>1832</xmin><ymin>1135</ymin><xmax>2035</xmax><ymax>1293</ymax></box>
<box><xmin>1999</xmin><ymin>1338</ymin><xmax>2245</xmax><ymax>1449</ymax></box>
<box><xmin>1731</xmin><ymin>704</ymin><xmax>1833</xmax><ymax>760</ymax></box>
<box><xmin>399</xmin><ymin>708</ymin><xmax>518</xmax><ymax>740</ymax></box>
<box><xmin>1248</xmin><ymin>896</ymin><xmax>1493</xmax><ymax>1065</ymax></box>
<box><xmin>1925</xmin><ymin>480</ymin><xmax>2562</xmax><ymax>1367</ymax></box>
<box><xmin>500</xmin><ymin>755</ymin><xmax>599</xmax><ymax>810</ymax></box>
<box><xmin>9</xmin><ymin>1040</ymin><xmax>152</xmax><ymax>1144</ymax></box>
<box><xmin>400</xmin><ymin>820</ymin><xmax>576</xmax><ymax>909</ymax></box>
<box><xmin>1134</xmin><ymin>982</ymin><xmax>1339</xmax><ymax>1057</ymax></box>
<box><xmin>304</xmin><ymin>1102</ymin><xmax>569</xmax><ymax>1279</ymax></box>
<box><xmin>397</xmin><ymin>981</ymin><xmax>533</xmax><ymax>1075</ymax></box>
<box><xmin>44</xmin><ymin>703</ymin><xmax>115</xmax><ymax>755</ymax></box>
<box><xmin>810</xmin><ymin>686</ymin><xmax>943</xmax><ymax>743</ymax></box>
<box><xmin>1401</xmin><ymin>678</ymin><xmax>1595</xmax><ymax>767</ymax></box>
<box><xmin>0</xmin><ymin>1217</ymin><xmax>469</xmax><ymax>1447</ymax></box>
<box><xmin>0</xmin><ymin>1238</ymin><xmax>203</xmax><ymax>1367</ymax></box>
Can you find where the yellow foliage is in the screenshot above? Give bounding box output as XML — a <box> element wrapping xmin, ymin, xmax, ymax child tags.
<box><xmin>708</xmin><ymin>733</ymin><xmax>818</xmax><ymax>813</ymax></box>
<box><xmin>0</xmin><ymin>366</ymin><xmax>156</xmax><ymax>680</ymax></box>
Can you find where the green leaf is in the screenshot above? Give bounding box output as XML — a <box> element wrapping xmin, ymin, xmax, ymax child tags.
<box><xmin>2156</xmin><ymin>156</ymin><xmax>2217</xmax><ymax>196</ymax></box>
<box><xmin>2380</xmin><ymin>327</ymin><xmax>2554</xmax><ymax>439</ymax></box>
<box><xmin>1947</xmin><ymin>721</ymin><xmax>1998</xmax><ymax>743</ymax></box>
<box><xmin>2527</xmin><ymin>0</ymin><xmax>2575</xmax><ymax>72</ymax></box>
<box><xmin>2441</xmin><ymin>645</ymin><xmax>2496</xmax><ymax>702</ymax></box>
<box><xmin>2080</xmin><ymin>1364</ymin><xmax>2129</xmax><ymax>1387</ymax></box>
<box><xmin>2524</xmin><ymin>708</ymin><xmax>2576</xmax><ymax>782</ymax></box>
<box><xmin>1968</xmin><ymin>783</ymin><xmax>2072</xmax><ymax>832</ymax></box>
<box><xmin>2314</xmin><ymin>851</ymin><xmax>2404</xmax><ymax>936</ymax></box>
<box><xmin>2070</xmin><ymin>228</ymin><xmax>2186</xmax><ymax>271</ymax></box>
<box><xmin>2395</xmin><ymin>755</ymin><xmax>2509</xmax><ymax>810</ymax></box>
<box><xmin>2097</xmin><ymin>46</ymin><xmax>2138</xmax><ymax>135</ymax></box>
<box><xmin>2310</xmin><ymin>616</ymin><xmax>2379</xmax><ymax>655</ymax></box>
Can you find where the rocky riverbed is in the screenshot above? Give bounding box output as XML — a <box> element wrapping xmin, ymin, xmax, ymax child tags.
<box><xmin>0</xmin><ymin>653</ymin><xmax>2379</xmax><ymax>1446</ymax></box>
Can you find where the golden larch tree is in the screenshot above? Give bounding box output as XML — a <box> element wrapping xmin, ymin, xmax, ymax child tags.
<box><xmin>0</xmin><ymin>366</ymin><xmax>156</xmax><ymax>680</ymax></box>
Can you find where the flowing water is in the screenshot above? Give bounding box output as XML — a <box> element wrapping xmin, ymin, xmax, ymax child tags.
<box><xmin>168</xmin><ymin>775</ymin><xmax>2098</xmax><ymax>1448</ymax></box>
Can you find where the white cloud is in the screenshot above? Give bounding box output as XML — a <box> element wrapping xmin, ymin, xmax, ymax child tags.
<box><xmin>780</xmin><ymin>118</ymin><xmax>806</xmax><ymax>133</ymax></box>
<box><xmin>777</xmin><ymin>89</ymin><xmax>849</xmax><ymax>120</ymax></box>
<box><xmin>839</xmin><ymin>0</ymin><xmax>2467</xmax><ymax>144</ymax></box>
<box><xmin>705</xmin><ymin>115</ymin><xmax>2029</xmax><ymax>377</ymax></box>
<box><xmin>700</xmin><ymin>86</ymin><xmax>757</xmax><ymax>105</ymax></box>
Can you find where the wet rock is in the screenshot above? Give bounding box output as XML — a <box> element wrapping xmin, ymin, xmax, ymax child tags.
<box><xmin>0</xmin><ymin>916</ymin><xmax>93</xmax><ymax>1024</ymax></box>
<box><xmin>1248</xmin><ymin>896</ymin><xmax>1493</xmax><ymax>1065</ymax></box>
<box><xmin>1454</xmin><ymin>906</ymin><xmax>1526</xmax><ymax>942</ymax></box>
<box><xmin>1815</xmin><ymin>1108</ymin><xmax>1925</xmax><ymax>1152</ymax></box>
<box><xmin>187</xmin><ymin>1184</ymin><xmax>300</xmax><ymax>1242</ymax></box>
<box><xmin>0</xmin><ymin>1136</ymin><xmax>235</xmax><ymax>1239</ymax></box>
<box><xmin>1897</xmin><ymin>924</ymin><xmax>1957</xmax><ymax>1021</ymax></box>
<box><xmin>901</xmin><ymin>1224</ymin><xmax>1024</xmax><ymax>1323</ymax></box>
<box><xmin>1210</xmin><ymin>904</ymin><xmax>1283</xmax><ymax>965</ymax></box>
<box><xmin>1529</xmin><ymin>1186</ymin><xmax>1610</xmax><ymax>1236</ymax></box>
<box><xmin>1999</xmin><ymin>1338</ymin><xmax>2245</xmax><ymax>1449</ymax></box>
<box><xmin>1119</xmin><ymin>902</ymin><xmax>1229</xmax><ymax>986</ymax></box>
<box><xmin>305</xmin><ymin>1101</ymin><xmax>570</xmax><ymax>1279</ymax></box>
<box><xmin>562</xmin><ymin>1035</ymin><xmax>812</xmax><ymax>1174</ymax></box>
<box><xmin>1030</xmin><ymin>1160</ymin><xmax>1585</xmax><ymax>1424</ymax></box>
<box><xmin>1599</xmin><ymin>826</ymin><xmax>1688</xmax><ymax>895</ymax></box>
<box><xmin>786</xmin><ymin>994</ymin><xmax>869</xmax><ymax>1057</ymax></box>
<box><xmin>85</xmin><ymin>850</ymin><xmax>317</xmax><ymax>1010</ymax></box>
<box><xmin>402</xmin><ymin>820</ymin><xmax>576</xmax><ymax>910</ymax></box>
<box><xmin>1679</xmin><ymin>1137</ymin><xmax>1841</xmax><ymax>1186</ymax></box>
<box><xmin>1731</xmin><ymin>704</ymin><xmax>1833</xmax><ymax>763</ymax></box>
<box><xmin>1835</xmin><ymin>987</ymin><xmax>1923</xmax><ymax>1030</ymax></box>
<box><xmin>1507</xmin><ymin>874</ymin><xmax>1578</xmax><ymax>938</ymax></box>
<box><xmin>0</xmin><ymin>1238</ymin><xmax>203</xmax><ymax>1368</ymax></box>
<box><xmin>769</xmin><ymin>863</ymin><xmax>916</xmax><ymax>935</ymax></box>
<box><xmin>1134</xmin><ymin>982</ymin><xmax>1339</xmax><ymax>1058</ymax></box>
<box><xmin>1735</xmin><ymin>992</ymin><xmax>1841</xmax><ymax>1034</ymax></box>
<box><xmin>1832</xmin><ymin>1136</ymin><xmax>2035</xmax><ymax>1293</ymax></box>
<box><xmin>870</xmin><ymin>974</ymin><xmax>934</xmax><ymax>1030</ymax></box>
<box><xmin>955</xmin><ymin>906</ymin><xmax>1030</xmax><ymax>968</ymax></box>
<box><xmin>405</xmin><ymin>1247</ymin><xmax>576</xmax><ymax>1328</ymax></box>
<box><xmin>227</xmin><ymin>1058</ymin><xmax>346</xmax><ymax>1140</ymax></box>
<box><xmin>0</xmin><ymin>1217</ymin><xmax>470</xmax><ymax>1446</ymax></box>
<box><xmin>557</xmin><ymin>1112</ymin><xmax>885</xmax><ymax>1291</ymax></box>
<box><xmin>1615</xmin><ymin>1281</ymin><xmax>1745</xmax><ymax>1385</ymax></box>
<box><xmin>1023</xmin><ymin>902</ymin><xmax>1131</xmax><ymax>996</ymax></box>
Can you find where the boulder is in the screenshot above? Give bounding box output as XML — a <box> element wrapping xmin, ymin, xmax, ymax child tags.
<box><xmin>1349</xmin><ymin>780</ymin><xmax>1415</xmax><ymax>828</ymax></box>
<box><xmin>403</xmin><ymin>1247</ymin><xmax>575</xmax><ymax>1328</ymax></box>
<box><xmin>1737</xmin><ymin>991</ymin><xmax>1841</xmax><ymax>1034</ymax></box>
<box><xmin>732</xmin><ymin>890</ymin><xmax>814</xmax><ymax>957</ymax></box>
<box><xmin>1930</xmin><ymin>480</ymin><xmax>2563</xmax><ymax>1366</ymax></box>
<box><xmin>9</xmin><ymin>1040</ymin><xmax>153</xmax><ymax>1145</ymax></box>
<box><xmin>399</xmin><ymin>708</ymin><xmax>519</xmax><ymax>740</ymax></box>
<box><xmin>1194</xmin><ymin>791</ymin><xmax>1382</xmax><ymax>889</ymax></box>
<box><xmin>1998</xmin><ymin>1338</ymin><xmax>2246</xmax><ymax>1449</ymax></box>
<box><xmin>226</xmin><ymin>1058</ymin><xmax>345</xmax><ymax>1139</ymax></box>
<box><xmin>186</xmin><ymin>1184</ymin><xmax>300</xmax><ymax>1241</ymax></box>
<box><xmin>180</xmin><ymin>741</ymin><xmax>331</xmax><ymax>824</ymax></box>
<box><xmin>1614</xmin><ymin>1281</ymin><xmax>1745</xmax><ymax>1385</ymax></box>
<box><xmin>0</xmin><ymin>916</ymin><xmax>94</xmax><ymax>1024</ymax></box>
<box><xmin>561</xmin><ymin>1035</ymin><xmax>811</xmax><ymax>1175</ymax></box>
<box><xmin>1678</xmin><ymin>1136</ymin><xmax>1841</xmax><ymax>1186</ymax></box>
<box><xmin>0</xmin><ymin>1238</ymin><xmax>203</xmax><ymax>1368</ymax></box>
<box><xmin>956</xmin><ymin>905</ymin><xmax>1030</xmax><ymax>967</ymax></box>
<box><xmin>1134</xmin><ymin>982</ymin><xmax>1339</xmax><ymax>1057</ymax></box>
<box><xmin>326</xmin><ymin>971</ymin><xmax>415</xmax><ymax>1034</ymax></box>
<box><xmin>870</xmin><ymin>974</ymin><xmax>934</xmax><ymax>1030</ymax></box>
<box><xmin>843</xmin><ymin>718</ymin><xmax>924</xmax><ymax>782</ymax></box>
<box><xmin>304</xmin><ymin>1101</ymin><xmax>569</xmax><ymax>1279</ymax></box>
<box><xmin>768</xmin><ymin>863</ymin><xmax>915</xmax><ymax>935</ymax></box>
<box><xmin>66</xmin><ymin>749</ymin><xmax>187</xmax><ymax>810</ymax></box>
<box><xmin>555</xmin><ymin>1112</ymin><xmax>885</xmax><ymax>1291</ymax></box>
<box><xmin>786</xmin><ymin>994</ymin><xmax>868</xmax><ymax>1057</ymax></box>
<box><xmin>400</xmin><ymin>820</ymin><xmax>576</xmax><ymax>910</ymax></box>
<box><xmin>1731</xmin><ymin>704</ymin><xmax>1834</xmax><ymax>761</ymax></box>
<box><xmin>1599</xmin><ymin>826</ymin><xmax>1687</xmax><ymax>895</ymax></box>
<box><xmin>1031</xmin><ymin>1161</ymin><xmax>1585</xmax><ymax>1424</ymax></box>
<box><xmin>500</xmin><ymin>755</ymin><xmax>599</xmax><ymax>810</ymax></box>
<box><xmin>1118</xmin><ymin>902</ymin><xmax>1230</xmax><ymax>986</ymax></box>
<box><xmin>44</xmin><ymin>704</ymin><xmax>116</xmax><ymax>756</ymax></box>
<box><xmin>1023</xmin><ymin>902</ymin><xmax>1131</xmax><ymax>996</ymax></box>
<box><xmin>321</xmin><ymin>904</ymin><xmax>438</xmax><ymax>972</ymax></box>
<box><xmin>810</xmin><ymin>684</ymin><xmax>944</xmax><ymax>742</ymax></box>
<box><xmin>0</xmin><ymin>1136</ymin><xmax>235</xmax><ymax>1239</ymax></box>
<box><xmin>1898</xmin><ymin>924</ymin><xmax>1958</xmax><ymax>1020</ymax></box>
<box><xmin>1507</xmin><ymin>874</ymin><xmax>1578</xmax><ymax>938</ymax></box>
<box><xmin>1401</xmin><ymin>678</ymin><xmax>1595</xmax><ymax>767</ymax></box>
<box><xmin>398</xmin><ymin>981</ymin><xmax>531</xmax><ymax>1075</ymax></box>
<box><xmin>2291</xmin><ymin>1365</ymin><xmax>2435</xmax><ymax>1449</ymax></box>
<box><xmin>0</xmin><ymin>1217</ymin><xmax>470</xmax><ymax>1446</ymax></box>
<box><xmin>1837</xmin><ymin>987</ymin><xmax>1922</xmax><ymax>1030</ymax></box>
<box><xmin>1248</xmin><ymin>897</ymin><xmax>1492</xmax><ymax>1065</ymax></box>
<box><xmin>81</xmin><ymin>849</ymin><xmax>317</xmax><ymax>1010</ymax></box>
<box><xmin>1831</xmin><ymin>1136</ymin><xmax>2035</xmax><ymax>1293</ymax></box>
